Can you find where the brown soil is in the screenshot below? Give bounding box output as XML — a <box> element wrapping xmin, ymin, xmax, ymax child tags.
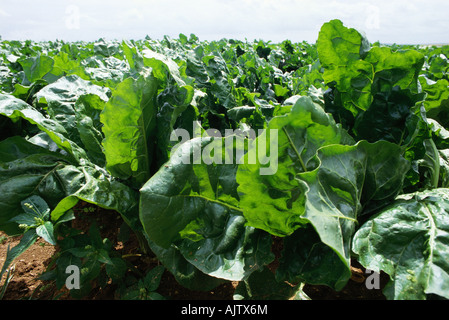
<box><xmin>0</xmin><ymin>202</ymin><xmax>388</xmax><ymax>300</ymax></box>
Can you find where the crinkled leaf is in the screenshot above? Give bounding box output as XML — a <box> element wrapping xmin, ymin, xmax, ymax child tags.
<box><xmin>141</xmin><ymin>48</ymin><xmax>196</xmax><ymax>166</ymax></box>
<box><xmin>0</xmin><ymin>136</ymin><xmax>139</xmax><ymax>236</ymax></box>
<box><xmin>74</xmin><ymin>94</ymin><xmax>106</xmax><ymax>166</ymax></box>
<box><xmin>143</xmin><ymin>49</ymin><xmax>188</xmax><ymax>87</ymax></box>
<box><xmin>0</xmin><ymin>93</ymin><xmax>86</xmax><ymax>162</ymax></box>
<box><xmin>353</xmin><ymin>188</ymin><xmax>449</xmax><ymax>300</ymax></box>
<box><xmin>50</xmin><ymin>164</ymin><xmax>140</xmax><ymax>232</ymax></box>
<box><xmin>50</xmin><ymin>51</ymin><xmax>90</xmax><ymax>80</ymax></box>
<box><xmin>317</xmin><ymin>19</ymin><xmax>371</xmax><ymax>115</ymax></box>
<box><xmin>235</xmin><ymin>96</ymin><xmax>409</xmax><ymax>287</ymax></box>
<box><xmin>318</xmin><ymin>19</ymin><xmax>424</xmax><ymax>136</ymax></box>
<box><xmin>353</xmin><ymin>87</ymin><xmax>425</xmax><ymax>144</ymax></box>
<box><xmin>100</xmin><ymin>75</ymin><xmax>158</xmax><ymax>187</ymax></box>
<box><xmin>419</xmin><ymin>76</ymin><xmax>449</xmax><ymax>128</ymax></box>
<box><xmin>300</xmin><ymin>141</ymin><xmax>409</xmax><ymax>269</ymax></box>
<box><xmin>237</xmin><ymin>96</ymin><xmax>352</xmax><ymax>236</ymax></box>
<box><xmin>140</xmin><ymin>137</ymin><xmax>274</xmax><ymax>281</ymax></box>
<box><xmin>274</xmin><ymin>140</ymin><xmax>409</xmax><ymax>291</ymax></box>
<box><xmin>35</xmin><ymin>75</ymin><xmax>110</xmax><ymax>150</ymax></box>
<box><xmin>155</xmin><ymin>82</ymin><xmax>195</xmax><ymax>166</ymax></box>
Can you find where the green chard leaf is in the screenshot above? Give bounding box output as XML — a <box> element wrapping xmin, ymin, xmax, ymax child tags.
<box><xmin>353</xmin><ymin>188</ymin><xmax>449</xmax><ymax>300</ymax></box>
<box><xmin>317</xmin><ymin>19</ymin><xmax>371</xmax><ymax>116</ymax></box>
<box><xmin>236</xmin><ymin>96</ymin><xmax>353</xmax><ymax>237</ymax></box>
<box><xmin>0</xmin><ymin>93</ymin><xmax>87</xmax><ymax>163</ymax></box>
<box><xmin>419</xmin><ymin>76</ymin><xmax>449</xmax><ymax>128</ymax></box>
<box><xmin>100</xmin><ymin>75</ymin><xmax>158</xmax><ymax>187</ymax></box>
<box><xmin>18</xmin><ymin>53</ymin><xmax>54</xmax><ymax>83</ymax></box>
<box><xmin>140</xmin><ymin>136</ymin><xmax>274</xmax><ymax>282</ymax></box>
<box><xmin>299</xmin><ymin>140</ymin><xmax>409</xmax><ymax>268</ymax></box>
<box><xmin>142</xmin><ymin>48</ymin><xmax>196</xmax><ymax>166</ymax></box>
<box><xmin>318</xmin><ymin>19</ymin><xmax>425</xmax><ymax>143</ymax></box>
<box><xmin>35</xmin><ymin>75</ymin><xmax>110</xmax><ymax>157</ymax></box>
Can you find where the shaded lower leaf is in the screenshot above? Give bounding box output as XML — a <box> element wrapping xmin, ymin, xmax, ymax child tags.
<box><xmin>0</xmin><ymin>137</ymin><xmax>73</xmax><ymax>233</ymax></box>
<box><xmin>233</xmin><ymin>267</ymin><xmax>304</xmax><ymax>300</ymax></box>
<box><xmin>143</xmin><ymin>265</ymin><xmax>165</xmax><ymax>292</ymax></box>
<box><xmin>178</xmin><ymin>217</ymin><xmax>273</xmax><ymax>281</ymax></box>
<box><xmin>0</xmin><ymin>136</ymin><xmax>140</xmax><ymax>241</ymax></box>
<box><xmin>105</xmin><ymin>257</ymin><xmax>128</xmax><ymax>282</ymax></box>
<box><xmin>147</xmin><ymin>239</ymin><xmax>225</xmax><ymax>291</ymax></box>
<box><xmin>276</xmin><ymin>225</ymin><xmax>350</xmax><ymax>291</ymax></box>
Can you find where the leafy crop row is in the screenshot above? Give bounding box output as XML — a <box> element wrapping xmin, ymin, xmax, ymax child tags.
<box><xmin>1</xmin><ymin>19</ymin><xmax>449</xmax><ymax>300</ymax></box>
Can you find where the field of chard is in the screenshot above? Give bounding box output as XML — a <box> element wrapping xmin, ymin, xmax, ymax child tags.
<box><xmin>1</xmin><ymin>19</ymin><xmax>449</xmax><ymax>300</ymax></box>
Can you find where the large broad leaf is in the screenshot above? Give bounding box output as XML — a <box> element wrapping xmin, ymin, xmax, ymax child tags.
<box><xmin>140</xmin><ymin>136</ymin><xmax>274</xmax><ymax>281</ymax></box>
<box><xmin>100</xmin><ymin>75</ymin><xmax>158</xmax><ymax>187</ymax></box>
<box><xmin>298</xmin><ymin>141</ymin><xmax>409</xmax><ymax>275</ymax></box>
<box><xmin>353</xmin><ymin>188</ymin><xmax>449</xmax><ymax>300</ymax></box>
<box><xmin>317</xmin><ymin>19</ymin><xmax>371</xmax><ymax>116</ymax></box>
<box><xmin>318</xmin><ymin>19</ymin><xmax>424</xmax><ymax>136</ymax></box>
<box><xmin>18</xmin><ymin>54</ymin><xmax>54</xmax><ymax>83</ymax></box>
<box><xmin>35</xmin><ymin>75</ymin><xmax>110</xmax><ymax>149</ymax></box>
<box><xmin>237</xmin><ymin>96</ymin><xmax>352</xmax><ymax>237</ymax></box>
<box><xmin>0</xmin><ymin>93</ymin><xmax>86</xmax><ymax>162</ymax></box>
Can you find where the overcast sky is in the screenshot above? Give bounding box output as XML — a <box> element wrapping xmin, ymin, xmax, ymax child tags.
<box><xmin>0</xmin><ymin>0</ymin><xmax>448</xmax><ymax>44</ymax></box>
